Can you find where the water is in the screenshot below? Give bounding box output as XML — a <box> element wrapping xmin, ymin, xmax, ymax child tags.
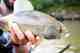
<box><xmin>63</xmin><ymin>20</ymin><xmax>80</xmax><ymax>53</ymax></box>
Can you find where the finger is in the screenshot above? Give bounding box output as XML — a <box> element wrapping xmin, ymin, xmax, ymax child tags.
<box><xmin>24</xmin><ymin>31</ymin><xmax>36</xmax><ymax>43</ymax></box>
